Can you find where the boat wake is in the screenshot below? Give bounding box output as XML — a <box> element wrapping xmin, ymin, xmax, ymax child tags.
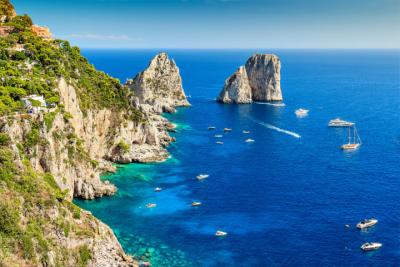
<box><xmin>254</xmin><ymin>102</ymin><xmax>286</xmax><ymax>107</ymax></box>
<box><xmin>249</xmin><ymin>117</ymin><xmax>301</xmax><ymax>139</ymax></box>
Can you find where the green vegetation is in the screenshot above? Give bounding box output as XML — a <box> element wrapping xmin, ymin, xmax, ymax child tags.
<box><xmin>117</xmin><ymin>141</ymin><xmax>130</xmax><ymax>154</ymax></box>
<box><xmin>78</xmin><ymin>245</ymin><xmax>92</xmax><ymax>267</ymax></box>
<box><xmin>0</xmin><ymin>0</ymin><xmax>15</xmax><ymax>20</ymax></box>
<box><xmin>0</xmin><ymin>6</ymin><xmax>141</xmax><ymax>120</ymax></box>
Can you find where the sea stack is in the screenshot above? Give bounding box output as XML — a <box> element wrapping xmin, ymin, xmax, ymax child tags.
<box><xmin>126</xmin><ymin>52</ymin><xmax>190</xmax><ymax>113</ymax></box>
<box><xmin>217</xmin><ymin>54</ymin><xmax>282</xmax><ymax>103</ymax></box>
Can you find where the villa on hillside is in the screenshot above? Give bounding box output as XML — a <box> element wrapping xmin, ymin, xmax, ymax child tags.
<box><xmin>21</xmin><ymin>95</ymin><xmax>47</xmax><ymax>114</ymax></box>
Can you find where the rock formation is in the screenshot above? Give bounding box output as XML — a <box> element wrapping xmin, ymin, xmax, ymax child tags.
<box><xmin>217</xmin><ymin>54</ymin><xmax>282</xmax><ymax>103</ymax></box>
<box><xmin>126</xmin><ymin>52</ymin><xmax>190</xmax><ymax>114</ymax></box>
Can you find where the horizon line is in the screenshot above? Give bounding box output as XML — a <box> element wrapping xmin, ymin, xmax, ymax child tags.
<box><xmin>78</xmin><ymin>47</ymin><xmax>400</xmax><ymax>50</ymax></box>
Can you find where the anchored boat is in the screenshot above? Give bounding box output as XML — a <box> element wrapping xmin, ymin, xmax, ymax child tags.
<box><xmin>191</xmin><ymin>202</ymin><xmax>202</xmax><ymax>207</ymax></box>
<box><xmin>215</xmin><ymin>230</ymin><xmax>228</xmax><ymax>237</ymax></box>
<box><xmin>328</xmin><ymin>118</ymin><xmax>354</xmax><ymax>127</ymax></box>
<box><xmin>224</xmin><ymin>128</ymin><xmax>232</xmax><ymax>132</ymax></box>
<box><xmin>357</xmin><ymin>218</ymin><xmax>378</xmax><ymax>229</ymax></box>
<box><xmin>196</xmin><ymin>174</ymin><xmax>209</xmax><ymax>180</ymax></box>
<box><xmin>361</xmin><ymin>242</ymin><xmax>382</xmax><ymax>251</ymax></box>
<box><xmin>341</xmin><ymin>125</ymin><xmax>361</xmax><ymax>150</ymax></box>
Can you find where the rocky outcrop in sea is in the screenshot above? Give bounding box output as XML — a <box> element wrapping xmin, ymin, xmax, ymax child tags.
<box><xmin>217</xmin><ymin>54</ymin><xmax>282</xmax><ymax>103</ymax></box>
<box><xmin>126</xmin><ymin>52</ymin><xmax>190</xmax><ymax>114</ymax></box>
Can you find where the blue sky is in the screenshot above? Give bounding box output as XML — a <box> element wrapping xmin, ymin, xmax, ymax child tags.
<box><xmin>12</xmin><ymin>0</ymin><xmax>400</xmax><ymax>49</ymax></box>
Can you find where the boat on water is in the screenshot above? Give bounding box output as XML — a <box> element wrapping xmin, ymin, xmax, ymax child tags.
<box><xmin>146</xmin><ymin>203</ymin><xmax>157</xmax><ymax>208</ymax></box>
<box><xmin>216</xmin><ymin>141</ymin><xmax>224</xmax><ymax>145</ymax></box>
<box><xmin>328</xmin><ymin>118</ymin><xmax>354</xmax><ymax>127</ymax></box>
<box><xmin>243</xmin><ymin>130</ymin><xmax>250</xmax><ymax>134</ymax></box>
<box><xmin>224</xmin><ymin>128</ymin><xmax>232</xmax><ymax>132</ymax></box>
<box><xmin>295</xmin><ymin>108</ymin><xmax>309</xmax><ymax>117</ymax></box>
<box><xmin>154</xmin><ymin>187</ymin><xmax>162</xmax><ymax>192</ymax></box>
<box><xmin>214</xmin><ymin>135</ymin><xmax>223</xmax><ymax>138</ymax></box>
<box><xmin>245</xmin><ymin>138</ymin><xmax>255</xmax><ymax>143</ymax></box>
<box><xmin>208</xmin><ymin>126</ymin><xmax>216</xmax><ymax>130</ymax></box>
<box><xmin>342</xmin><ymin>125</ymin><xmax>361</xmax><ymax>150</ymax></box>
<box><xmin>196</xmin><ymin>174</ymin><xmax>209</xmax><ymax>180</ymax></box>
<box><xmin>361</xmin><ymin>242</ymin><xmax>382</xmax><ymax>251</ymax></box>
<box><xmin>215</xmin><ymin>230</ymin><xmax>228</xmax><ymax>237</ymax></box>
<box><xmin>191</xmin><ymin>202</ymin><xmax>202</xmax><ymax>207</ymax></box>
<box><xmin>357</xmin><ymin>218</ymin><xmax>378</xmax><ymax>229</ymax></box>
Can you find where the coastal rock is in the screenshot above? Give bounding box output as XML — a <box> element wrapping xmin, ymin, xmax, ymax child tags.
<box><xmin>217</xmin><ymin>54</ymin><xmax>282</xmax><ymax>103</ymax></box>
<box><xmin>217</xmin><ymin>66</ymin><xmax>252</xmax><ymax>104</ymax></box>
<box><xmin>126</xmin><ymin>52</ymin><xmax>190</xmax><ymax>114</ymax></box>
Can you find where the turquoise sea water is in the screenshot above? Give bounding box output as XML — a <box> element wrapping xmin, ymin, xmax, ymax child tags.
<box><xmin>76</xmin><ymin>49</ymin><xmax>400</xmax><ymax>267</ymax></box>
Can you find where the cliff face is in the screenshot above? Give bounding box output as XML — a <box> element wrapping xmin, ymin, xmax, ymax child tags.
<box><xmin>217</xmin><ymin>54</ymin><xmax>282</xmax><ymax>103</ymax></box>
<box><xmin>126</xmin><ymin>52</ymin><xmax>190</xmax><ymax>114</ymax></box>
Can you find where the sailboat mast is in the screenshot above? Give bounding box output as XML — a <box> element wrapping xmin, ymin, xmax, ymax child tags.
<box><xmin>353</xmin><ymin>126</ymin><xmax>356</xmax><ymax>144</ymax></box>
<box><xmin>348</xmin><ymin>126</ymin><xmax>351</xmax><ymax>144</ymax></box>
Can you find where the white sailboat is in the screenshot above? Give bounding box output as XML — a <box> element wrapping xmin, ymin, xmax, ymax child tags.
<box><xmin>341</xmin><ymin>126</ymin><xmax>361</xmax><ymax>150</ymax></box>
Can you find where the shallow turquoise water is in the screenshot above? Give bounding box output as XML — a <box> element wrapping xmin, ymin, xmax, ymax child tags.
<box><xmin>76</xmin><ymin>49</ymin><xmax>400</xmax><ymax>266</ymax></box>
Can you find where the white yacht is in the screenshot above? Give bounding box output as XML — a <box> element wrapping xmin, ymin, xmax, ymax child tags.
<box><xmin>224</xmin><ymin>128</ymin><xmax>232</xmax><ymax>132</ymax></box>
<box><xmin>154</xmin><ymin>187</ymin><xmax>162</xmax><ymax>192</ymax></box>
<box><xmin>215</xmin><ymin>230</ymin><xmax>228</xmax><ymax>237</ymax></box>
<box><xmin>295</xmin><ymin>108</ymin><xmax>309</xmax><ymax>117</ymax></box>
<box><xmin>361</xmin><ymin>242</ymin><xmax>382</xmax><ymax>251</ymax></box>
<box><xmin>328</xmin><ymin>118</ymin><xmax>354</xmax><ymax>127</ymax></box>
<box><xmin>356</xmin><ymin>218</ymin><xmax>378</xmax><ymax>229</ymax></box>
<box><xmin>216</xmin><ymin>141</ymin><xmax>224</xmax><ymax>145</ymax></box>
<box><xmin>245</xmin><ymin>138</ymin><xmax>255</xmax><ymax>143</ymax></box>
<box><xmin>191</xmin><ymin>202</ymin><xmax>202</xmax><ymax>207</ymax></box>
<box><xmin>242</xmin><ymin>130</ymin><xmax>251</xmax><ymax>134</ymax></box>
<box><xmin>214</xmin><ymin>135</ymin><xmax>223</xmax><ymax>138</ymax></box>
<box><xmin>196</xmin><ymin>174</ymin><xmax>209</xmax><ymax>180</ymax></box>
<box><xmin>208</xmin><ymin>126</ymin><xmax>216</xmax><ymax>130</ymax></box>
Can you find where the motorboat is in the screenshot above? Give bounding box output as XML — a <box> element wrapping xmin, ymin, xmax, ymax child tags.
<box><xmin>191</xmin><ymin>202</ymin><xmax>202</xmax><ymax>207</ymax></box>
<box><xmin>356</xmin><ymin>218</ymin><xmax>378</xmax><ymax>229</ymax></box>
<box><xmin>146</xmin><ymin>203</ymin><xmax>157</xmax><ymax>208</ymax></box>
<box><xmin>214</xmin><ymin>135</ymin><xmax>223</xmax><ymax>138</ymax></box>
<box><xmin>342</xmin><ymin>126</ymin><xmax>361</xmax><ymax>150</ymax></box>
<box><xmin>295</xmin><ymin>108</ymin><xmax>309</xmax><ymax>117</ymax></box>
<box><xmin>208</xmin><ymin>126</ymin><xmax>216</xmax><ymax>130</ymax></box>
<box><xmin>154</xmin><ymin>187</ymin><xmax>162</xmax><ymax>192</ymax></box>
<box><xmin>245</xmin><ymin>138</ymin><xmax>255</xmax><ymax>143</ymax></box>
<box><xmin>215</xmin><ymin>230</ymin><xmax>228</xmax><ymax>237</ymax></box>
<box><xmin>196</xmin><ymin>174</ymin><xmax>209</xmax><ymax>180</ymax></box>
<box><xmin>216</xmin><ymin>141</ymin><xmax>224</xmax><ymax>145</ymax></box>
<box><xmin>224</xmin><ymin>128</ymin><xmax>232</xmax><ymax>132</ymax></box>
<box><xmin>242</xmin><ymin>130</ymin><xmax>251</xmax><ymax>134</ymax></box>
<box><xmin>328</xmin><ymin>118</ymin><xmax>354</xmax><ymax>127</ymax></box>
<box><xmin>361</xmin><ymin>242</ymin><xmax>382</xmax><ymax>251</ymax></box>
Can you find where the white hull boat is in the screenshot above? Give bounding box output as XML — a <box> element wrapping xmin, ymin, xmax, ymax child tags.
<box><xmin>357</xmin><ymin>219</ymin><xmax>378</xmax><ymax>229</ymax></box>
<box><xmin>361</xmin><ymin>242</ymin><xmax>382</xmax><ymax>251</ymax></box>
<box><xmin>329</xmin><ymin>118</ymin><xmax>354</xmax><ymax>127</ymax></box>
<box><xmin>196</xmin><ymin>174</ymin><xmax>209</xmax><ymax>180</ymax></box>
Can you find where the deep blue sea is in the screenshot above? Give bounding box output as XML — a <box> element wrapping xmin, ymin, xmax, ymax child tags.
<box><xmin>76</xmin><ymin>49</ymin><xmax>400</xmax><ymax>267</ymax></box>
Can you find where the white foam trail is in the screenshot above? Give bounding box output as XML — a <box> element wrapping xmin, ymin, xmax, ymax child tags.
<box><xmin>249</xmin><ymin>117</ymin><xmax>301</xmax><ymax>139</ymax></box>
<box><xmin>255</xmin><ymin>102</ymin><xmax>286</xmax><ymax>107</ymax></box>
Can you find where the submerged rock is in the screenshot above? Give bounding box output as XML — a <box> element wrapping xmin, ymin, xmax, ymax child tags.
<box><xmin>127</xmin><ymin>52</ymin><xmax>190</xmax><ymax>114</ymax></box>
<box><xmin>217</xmin><ymin>54</ymin><xmax>282</xmax><ymax>103</ymax></box>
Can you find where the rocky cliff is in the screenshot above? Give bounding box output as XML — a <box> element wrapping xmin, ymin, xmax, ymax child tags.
<box><xmin>217</xmin><ymin>54</ymin><xmax>282</xmax><ymax>103</ymax></box>
<box><xmin>126</xmin><ymin>52</ymin><xmax>190</xmax><ymax>114</ymax></box>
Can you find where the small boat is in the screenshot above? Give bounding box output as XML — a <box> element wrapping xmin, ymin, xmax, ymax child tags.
<box><xmin>214</xmin><ymin>135</ymin><xmax>223</xmax><ymax>138</ymax></box>
<box><xmin>361</xmin><ymin>242</ymin><xmax>382</xmax><ymax>251</ymax></box>
<box><xmin>146</xmin><ymin>203</ymin><xmax>157</xmax><ymax>208</ymax></box>
<box><xmin>342</xmin><ymin>126</ymin><xmax>361</xmax><ymax>150</ymax></box>
<box><xmin>191</xmin><ymin>202</ymin><xmax>202</xmax><ymax>207</ymax></box>
<box><xmin>154</xmin><ymin>187</ymin><xmax>162</xmax><ymax>192</ymax></box>
<box><xmin>242</xmin><ymin>130</ymin><xmax>251</xmax><ymax>134</ymax></box>
<box><xmin>245</xmin><ymin>138</ymin><xmax>255</xmax><ymax>143</ymax></box>
<box><xmin>295</xmin><ymin>108</ymin><xmax>309</xmax><ymax>117</ymax></box>
<box><xmin>328</xmin><ymin>118</ymin><xmax>354</xmax><ymax>127</ymax></box>
<box><xmin>196</xmin><ymin>174</ymin><xmax>209</xmax><ymax>180</ymax></box>
<box><xmin>216</xmin><ymin>141</ymin><xmax>224</xmax><ymax>145</ymax></box>
<box><xmin>357</xmin><ymin>218</ymin><xmax>378</xmax><ymax>229</ymax></box>
<box><xmin>224</xmin><ymin>128</ymin><xmax>232</xmax><ymax>132</ymax></box>
<box><xmin>208</xmin><ymin>126</ymin><xmax>216</xmax><ymax>130</ymax></box>
<box><xmin>215</xmin><ymin>230</ymin><xmax>228</xmax><ymax>237</ymax></box>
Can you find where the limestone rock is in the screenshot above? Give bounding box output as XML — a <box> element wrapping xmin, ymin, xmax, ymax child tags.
<box><xmin>217</xmin><ymin>66</ymin><xmax>252</xmax><ymax>104</ymax></box>
<box><xmin>126</xmin><ymin>52</ymin><xmax>190</xmax><ymax>114</ymax></box>
<box><xmin>217</xmin><ymin>54</ymin><xmax>282</xmax><ymax>103</ymax></box>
